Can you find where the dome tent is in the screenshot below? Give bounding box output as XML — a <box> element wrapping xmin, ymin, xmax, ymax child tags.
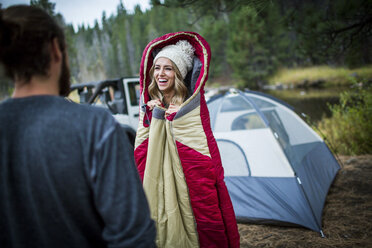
<box><xmin>207</xmin><ymin>89</ymin><xmax>340</xmax><ymax>235</ymax></box>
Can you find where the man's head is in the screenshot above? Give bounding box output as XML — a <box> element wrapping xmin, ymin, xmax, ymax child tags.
<box><xmin>0</xmin><ymin>5</ymin><xmax>70</xmax><ymax>96</ymax></box>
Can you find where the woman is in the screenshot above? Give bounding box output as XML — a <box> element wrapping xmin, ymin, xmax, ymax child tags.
<box><xmin>146</xmin><ymin>40</ymin><xmax>191</xmax><ymax>117</ymax></box>
<box><xmin>134</xmin><ymin>32</ymin><xmax>240</xmax><ymax>248</ymax></box>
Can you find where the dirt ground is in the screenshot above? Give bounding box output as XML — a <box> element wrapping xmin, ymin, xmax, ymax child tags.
<box><xmin>238</xmin><ymin>155</ymin><xmax>372</xmax><ymax>248</ymax></box>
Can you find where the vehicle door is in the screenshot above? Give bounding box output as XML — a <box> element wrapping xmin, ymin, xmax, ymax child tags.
<box><xmin>122</xmin><ymin>78</ymin><xmax>140</xmax><ymax>130</ymax></box>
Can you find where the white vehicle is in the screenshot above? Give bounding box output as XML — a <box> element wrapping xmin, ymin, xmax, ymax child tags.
<box><xmin>70</xmin><ymin>77</ymin><xmax>140</xmax><ymax>146</ymax></box>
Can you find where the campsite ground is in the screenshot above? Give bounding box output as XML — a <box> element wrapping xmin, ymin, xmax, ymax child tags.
<box><xmin>238</xmin><ymin>155</ymin><xmax>372</xmax><ymax>248</ymax></box>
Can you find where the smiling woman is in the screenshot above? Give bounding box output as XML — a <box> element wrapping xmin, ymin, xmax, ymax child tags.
<box><xmin>134</xmin><ymin>32</ymin><xmax>240</xmax><ymax>248</ymax></box>
<box><xmin>153</xmin><ymin>58</ymin><xmax>176</xmax><ymax>92</ymax></box>
<box><xmin>147</xmin><ymin>40</ymin><xmax>192</xmax><ymax>116</ymax></box>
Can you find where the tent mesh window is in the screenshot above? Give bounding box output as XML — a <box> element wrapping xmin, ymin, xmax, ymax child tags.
<box><xmin>216</xmin><ymin>139</ymin><xmax>250</xmax><ymax>176</ymax></box>
<box><xmin>249</xmin><ymin>95</ymin><xmax>322</xmax><ymax>170</ymax></box>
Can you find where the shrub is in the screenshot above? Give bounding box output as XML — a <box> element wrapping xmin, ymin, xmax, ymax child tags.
<box><xmin>317</xmin><ymin>85</ymin><xmax>372</xmax><ymax>155</ymax></box>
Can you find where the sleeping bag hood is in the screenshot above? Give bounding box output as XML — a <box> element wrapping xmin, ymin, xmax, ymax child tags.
<box><xmin>134</xmin><ymin>32</ymin><xmax>240</xmax><ymax>248</ymax></box>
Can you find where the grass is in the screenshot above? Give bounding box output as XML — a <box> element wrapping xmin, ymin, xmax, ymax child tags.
<box><xmin>268</xmin><ymin>65</ymin><xmax>372</xmax><ymax>87</ymax></box>
<box><xmin>265</xmin><ymin>88</ymin><xmax>343</xmax><ymax>100</ymax></box>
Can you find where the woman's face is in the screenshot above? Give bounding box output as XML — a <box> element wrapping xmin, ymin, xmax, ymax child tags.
<box><xmin>153</xmin><ymin>57</ymin><xmax>176</xmax><ymax>94</ymax></box>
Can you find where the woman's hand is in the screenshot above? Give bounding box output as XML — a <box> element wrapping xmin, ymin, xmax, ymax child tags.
<box><xmin>147</xmin><ymin>99</ymin><xmax>161</xmax><ymax>110</ymax></box>
<box><xmin>165</xmin><ymin>103</ymin><xmax>180</xmax><ymax>117</ymax></box>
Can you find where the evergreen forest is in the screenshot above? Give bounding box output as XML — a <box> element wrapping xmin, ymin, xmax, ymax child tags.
<box><xmin>1</xmin><ymin>0</ymin><xmax>371</xmax><ymax>92</ymax></box>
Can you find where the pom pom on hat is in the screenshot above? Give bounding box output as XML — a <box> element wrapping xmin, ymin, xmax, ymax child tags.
<box><xmin>154</xmin><ymin>40</ymin><xmax>195</xmax><ymax>79</ymax></box>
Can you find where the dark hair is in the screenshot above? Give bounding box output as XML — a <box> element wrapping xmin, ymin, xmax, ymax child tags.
<box><xmin>0</xmin><ymin>5</ymin><xmax>66</xmax><ymax>82</ymax></box>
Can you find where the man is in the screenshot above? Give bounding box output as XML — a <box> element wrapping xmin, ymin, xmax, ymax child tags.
<box><xmin>0</xmin><ymin>5</ymin><xmax>156</xmax><ymax>248</ymax></box>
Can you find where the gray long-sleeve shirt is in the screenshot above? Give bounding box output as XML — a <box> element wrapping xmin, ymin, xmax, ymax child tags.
<box><xmin>0</xmin><ymin>95</ymin><xmax>156</xmax><ymax>248</ymax></box>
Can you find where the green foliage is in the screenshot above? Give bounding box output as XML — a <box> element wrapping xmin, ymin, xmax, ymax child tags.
<box><xmin>226</xmin><ymin>3</ymin><xmax>289</xmax><ymax>89</ymax></box>
<box><xmin>62</xmin><ymin>3</ymin><xmax>196</xmax><ymax>83</ymax></box>
<box><xmin>2</xmin><ymin>0</ymin><xmax>370</xmax><ymax>90</ymax></box>
<box><xmin>317</xmin><ymin>85</ymin><xmax>372</xmax><ymax>155</ymax></box>
<box><xmin>226</xmin><ymin>6</ymin><xmax>266</xmax><ymax>88</ymax></box>
<box><xmin>30</xmin><ymin>0</ymin><xmax>65</xmax><ymax>26</ymax></box>
<box><xmin>46</xmin><ymin>0</ymin><xmax>370</xmax><ymax>86</ymax></box>
<box><xmin>152</xmin><ymin>0</ymin><xmax>239</xmax><ymax>18</ymax></box>
<box><xmin>30</xmin><ymin>0</ymin><xmax>56</xmax><ymax>16</ymax></box>
<box><xmin>199</xmin><ymin>16</ymin><xmax>229</xmax><ymax>78</ymax></box>
<box><xmin>289</xmin><ymin>0</ymin><xmax>372</xmax><ymax>67</ymax></box>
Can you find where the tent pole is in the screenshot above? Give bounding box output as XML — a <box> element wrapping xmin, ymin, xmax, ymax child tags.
<box><xmin>295</xmin><ymin>175</ymin><xmax>323</xmax><ymax>232</ymax></box>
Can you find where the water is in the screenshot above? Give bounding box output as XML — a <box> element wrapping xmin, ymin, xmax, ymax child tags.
<box><xmin>261</xmin><ymin>88</ymin><xmax>344</xmax><ymax>123</ymax></box>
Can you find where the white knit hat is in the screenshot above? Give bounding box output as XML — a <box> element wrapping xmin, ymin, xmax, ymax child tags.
<box><xmin>154</xmin><ymin>40</ymin><xmax>195</xmax><ymax>79</ymax></box>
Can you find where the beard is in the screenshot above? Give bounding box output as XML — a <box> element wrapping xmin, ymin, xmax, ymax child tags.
<box><xmin>58</xmin><ymin>52</ymin><xmax>71</xmax><ymax>97</ymax></box>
